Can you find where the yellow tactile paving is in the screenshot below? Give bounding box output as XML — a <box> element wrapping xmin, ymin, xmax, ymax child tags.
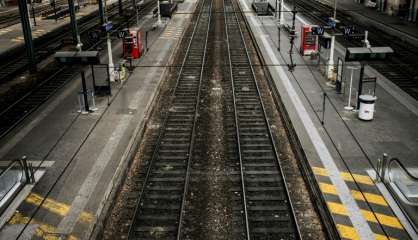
<box><xmin>319</xmin><ymin>182</ymin><xmax>388</xmax><ymax>206</ymax></box>
<box><xmin>9</xmin><ymin>212</ymin><xmax>78</xmax><ymax>240</ymax></box>
<box><xmin>327</xmin><ymin>202</ymin><xmax>403</xmax><ymax>230</ymax></box>
<box><xmin>336</xmin><ymin>224</ymin><xmax>398</xmax><ymax>240</ymax></box>
<box><xmin>25</xmin><ymin>192</ymin><xmax>93</xmax><ymax>224</ymax></box>
<box><xmin>313</xmin><ymin>166</ymin><xmax>374</xmax><ymax>185</ymax></box>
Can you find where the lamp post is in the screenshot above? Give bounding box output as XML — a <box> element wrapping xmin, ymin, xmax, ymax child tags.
<box><xmin>326</xmin><ymin>0</ymin><xmax>338</xmax><ymax>80</ymax></box>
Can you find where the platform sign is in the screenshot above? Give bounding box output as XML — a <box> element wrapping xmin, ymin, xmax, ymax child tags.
<box><xmin>118</xmin><ymin>29</ymin><xmax>130</xmax><ymax>39</ymax></box>
<box><xmin>343</xmin><ymin>26</ymin><xmax>354</xmax><ymax>36</ymax></box>
<box><xmin>311</xmin><ymin>26</ymin><xmax>325</xmax><ymax>36</ymax></box>
<box><xmin>101</xmin><ymin>22</ymin><xmax>113</xmax><ymax>32</ymax></box>
<box><xmin>54</xmin><ymin>51</ymin><xmax>101</xmax><ymax>65</ymax></box>
<box><xmin>300</xmin><ymin>25</ymin><xmax>318</xmax><ymax>56</ymax></box>
<box><xmin>345</xmin><ymin>47</ymin><xmax>393</xmax><ymax>61</ymax></box>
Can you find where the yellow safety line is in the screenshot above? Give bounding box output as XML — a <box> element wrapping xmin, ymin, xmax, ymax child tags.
<box><xmin>336</xmin><ymin>224</ymin><xmax>398</xmax><ymax>240</ymax></box>
<box><xmin>313</xmin><ymin>166</ymin><xmax>374</xmax><ymax>185</ymax></box>
<box><xmin>9</xmin><ymin>212</ymin><xmax>78</xmax><ymax>240</ymax></box>
<box><xmin>319</xmin><ymin>182</ymin><xmax>388</xmax><ymax>206</ymax></box>
<box><xmin>25</xmin><ymin>192</ymin><xmax>93</xmax><ymax>224</ymax></box>
<box><xmin>328</xmin><ymin>202</ymin><xmax>403</xmax><ymax>230</ymax></box>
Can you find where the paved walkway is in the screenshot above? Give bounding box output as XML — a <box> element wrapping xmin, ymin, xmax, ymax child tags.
<box><xmin>0</xmin><ymin>0</ymin><xmax>197</xmax><ymax>239</ymax></box>
<box><xmin>240</xmin><ymin>0</ymin><xmax>418</xmax><ymax>239</ymax></box>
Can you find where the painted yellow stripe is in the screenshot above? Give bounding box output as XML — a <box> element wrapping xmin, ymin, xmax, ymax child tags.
<box><xmin>328</xmin><ymin>202</ymin><xmax>403</xmax><ymax>230</ymax></box>
<box><xmin>336</xmin><ymin>224</ymin><xmax>397</xmax><ymax>240</ymax></box>
<box><xmin>319</xmin><ymin>182</ymin><xmax>388</xmax><ymax>206</ymax></box>
<box><xmin>25</xmin><ymin>192</ymin><xmax>93</xmax><ymax>224</ymax></box>
<box><xmin>313</xmin><ymin>166</ymin><xmax>374</xmax><ymax>185</ymax></box>
<box><xmin>9</xmin><ymin>212</ymin><xmax>78</xmax><ymax>240</ymax></box>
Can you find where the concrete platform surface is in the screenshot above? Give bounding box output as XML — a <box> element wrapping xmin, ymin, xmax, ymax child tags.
<box><xmin>0</xmin><ymin>0</ymin><xmax>197</xmax><ymax>239</ymax></box>
<box><xmin>239</xmin><ymin>0</ymin><xmax>417</xmax><ymax>239</ymax></box>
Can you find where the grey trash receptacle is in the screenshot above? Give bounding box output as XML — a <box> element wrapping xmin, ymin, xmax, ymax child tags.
<box><xmin>358</xmin><ymin>94</ymin><xmax>377</xmax><ymax>121</ymax></box>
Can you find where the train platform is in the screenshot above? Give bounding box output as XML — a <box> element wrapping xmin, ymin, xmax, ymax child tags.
<box><xmin>0</xmin><ymin>1</ymin><xmax>104</xmax><ymax>56</ymax></box>
<box><xmin>0</xmin><ymin>0</ymin><xmax>197</xmax><ymax>239</ymax></box>
<box><xmin>239</xmin><ymin>0</ymin><xmax>418</xmax><ymax>239</ymax></box>
<box><xmin>315</xmin><ymin>0</ymin><xmax>418</xmax><ymax>44</ymax></box>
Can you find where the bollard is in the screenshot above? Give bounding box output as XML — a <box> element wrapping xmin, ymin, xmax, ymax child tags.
<box><xmin>380</xmin><ymin>153</ymin><xmax>388</xmax><ymax>183</ymax></box>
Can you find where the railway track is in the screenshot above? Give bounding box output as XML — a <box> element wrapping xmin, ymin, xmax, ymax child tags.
<box><xmin>126</xmin><ymin>0</ymin><xmax>301</xmax><ymax>238</ymax></box>
<box><xmin>224</xmin><ymin>0</ymin><xmax>300</xmax><ymax>238</ymax></box>
<box><xmin>0</xmin><ymin>1</ymin><xmax>154</xmax><ymax>140</ymax></box>
<box><xmin>0</xmin><ymin>0</ymin><xmax>67</xmax><ymax>29</ymax></box>
<box><xmin>291</xmin><ymin>0</ymin><xmax>418</xmax><ymax>100</ymax></box>
<box><xmin>127</xmin><ymin>0</ymin><xmax>212</xmax><ymax>238</ymax></box>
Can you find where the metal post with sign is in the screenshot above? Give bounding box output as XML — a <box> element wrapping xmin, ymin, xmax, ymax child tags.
<box><xmin>54</xmin><ymin>51</ymin><xmax>102</xmax><ymax>112</ymax></box>
<box><xmin>344</xmin><ymin>46</ymin><xmax>393</xmax><ymax>110</ymax></box>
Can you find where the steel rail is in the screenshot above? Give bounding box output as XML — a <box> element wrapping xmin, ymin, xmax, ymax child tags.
<box><xmin>223</xmin><ymin>0</ymin><xmax>251</xmax><ymax>238</ymax></box>
<box><xmin>224</xmin><ymin>0</ymin><xmax>301</xmax><ymax>238</ymax></box>
<box><xmin>176</xmin><ymin>0</ymin><xmax>213</xmax><ymax>238</ymax></box>
<box><xmin>127</xmin><ymin>0</ymin><xmax>211</xmax><ymax>238</ymax></box>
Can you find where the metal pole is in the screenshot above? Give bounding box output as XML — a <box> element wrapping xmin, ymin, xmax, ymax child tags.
<box><xmin>145</xmin><ymin>31</ymin><xmax>149</xmax><ymax>52</ymax></box>
<box><xmin>333</xmin><ymin>0</ymin><xmax>337</xmax><ymax>19</ymax></box>
<box><xmin>98</xmin><ymin>0</ymin><xmax>105</xmax><ymax>24</ymax></box>
<box><xmin>356</xmin><ymin>64</ymin><xmax>365</xmax><ymax>110</ymax></box>
<box><xmin>277</xmin><ymin>23</ymin><xmax>281</xmax><ymax>51</ymax></box>
<box><xmin>380</xmin><ymin>153</ymin><xmax>388</xmax><ymax>183</ymax></box>
<box><xmin>275</xmin><ymin>0</ymin><xmax>278</xmax><ymax>18</ymax></box>
<box><xmin>107</xmin><ymin>32</ymin><xmax>115</xmax><ymax>82</ymax></box>
<box><xmin>136</xmin><ymin>5</ymin><xmax>139</xmax><ymax>26</ymax></box>
<box><xmin>31</xmin><ymin>2</ymin><xmax>37</xmax><ymax>26</ymax></box>
<box><xmin>321</xmin><ymin>92</ymin><xmax>326</xmax><ymax>125</ymax></box>
<box><xmin>52</xmin><ymin>0</ymin><xmax>57</xmax><ymax>22</ymax></box>
<box><xmin>18</xmin><ymin>0</ymin><xmax>36</xmax><ymax>71</ymax></box>
<box><xmin>157</xmin><ymin>0</ymin><xmax>162</xmax><ymax>25</ymax></box>
<box><xmin>118</xmin><ymin>0</ymin><xmax>123</xmax><ymax>15</ymax></box>
<box><xmin>327</xmin><ymin>35</ymin><xmax>335</xmax><ymax>79</ymax></box>
<box><xmin>68</xmin><ymin>0</ymin><xmax>80</xmax><ymax>45</ymax></box>
<box><xmin>81</xmin><ymin>71</ymin><xmax>90</xmax><ymax>112</ymax></box>
<box><xmin>279</xmin><ymin>0</ymin><xmax>284</xmax><ymax>24</ymax></box>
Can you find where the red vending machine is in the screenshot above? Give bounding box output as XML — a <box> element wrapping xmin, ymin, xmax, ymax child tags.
<box><xmin>300</xmin><ymin>25</ymin><xmax>318</xmax><ymax>56</ymax></box>
<box><xmin>123</xmin><ymin>28</ymin><xmax>143</xmax><ymax>59</ymax></box>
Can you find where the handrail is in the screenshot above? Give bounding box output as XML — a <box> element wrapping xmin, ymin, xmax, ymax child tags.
<box><xmin>0</xmin><ymin>159</ymin><xmax>25</xmax><ymax>204</ymax></box>
<box><xmin>0</xmin><ymin>156</ymin><xmax>34</xmax><ymax>207</ymax></box>
<box><xmin>388</xmin><ymin>157</ymin><xmax>418</xmax><ymax>182</ymax></box>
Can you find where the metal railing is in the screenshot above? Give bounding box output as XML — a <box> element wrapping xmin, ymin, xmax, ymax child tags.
<box><xmin>376</xmin><ymin>153</ymin><xmax>418</xmax><ymax>232</ymax></box>
<box><xmin>0</xmin><ymin>156</ymin><xmax>35</xmax><ymax>216</ymax></box>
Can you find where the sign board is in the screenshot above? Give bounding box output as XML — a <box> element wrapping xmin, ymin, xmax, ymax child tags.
<box><xmin>343</xmin><ymin>26</ymin><xmax>354</xmax><ymax>35</ymax></box>
<box><xmin>327</xmin><ymin>18</ymin><xmax>338</xmax><ymax>28</ymax></box>
<box><xmin>311</xmin><ymin>26</ymin><xmax>325</xmax><ymax>36</ymax></box>
<box><xmin>54</xmin><ymin>51</ymin><xmax>101</xmax><ymax>65</ymax></box>
<box><xmin>345</xmin><ymin>47</ymin><xmax>394</xmax><ymax>62</ymax></box>
<box><xmin>88</xmin><ymin>30</ymin><xmax>100</xmax><ymax>40</ymax></box>
<box><xmin>101</xmin><ymin>22</ymin><xmax>113</xmax><ymax>32</ymax></box>
<box><xmin>117</xmin><ymin>29</ymin><xmax>130</xmax><ymax>39</ymax></box>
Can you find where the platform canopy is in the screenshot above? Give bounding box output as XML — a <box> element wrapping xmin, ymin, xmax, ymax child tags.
<box><xmin>345</xmin><ymin>47</ymin><xmax>394</xmax><ymax>62</ymax></box>
<box><xmin>54</xmin><ymin>51</ymin><xmax>101</xmax><ymax>65</ymax></box>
